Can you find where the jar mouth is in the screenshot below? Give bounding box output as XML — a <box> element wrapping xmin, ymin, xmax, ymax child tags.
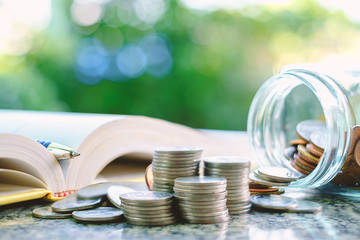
<box><xmin>247</xmin><ymin>67</ymin><xmax>355</xmax><ymax>188</ymax></box>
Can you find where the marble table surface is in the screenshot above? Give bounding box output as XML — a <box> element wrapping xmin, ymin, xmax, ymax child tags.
<box><xmin>1</xmin><ymin>186</ymin><xmax>360</xmax><ymax>240</ymax></box>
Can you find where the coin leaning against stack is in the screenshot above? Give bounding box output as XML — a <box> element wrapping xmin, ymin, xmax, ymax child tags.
<box><xmin>120</xmin><ymin>191</ymin><xmax>176</xmax><ymax>226</ymax></box>
<box><xmin>152</xmin><ymin>146</ymin><xmax>203</xmax><ymax>193</ymax></box>
<box><xmin>285</xmin><ymin>120</ymin><xmax>326</xmax><ymax>175</ymax></box>
<box><xmin>250</xmin><ymin>167</ymin><xmax>303</xmax><ymax>187</ymax></box>
<box><xmin>203</xmin><ymin>156</ymin><xmax>251</xmax><ymax>215</ymax></box>
<box><xmin>173</xmin><ymin>176</ymin><xmax>230</xmax><ymax>224</ymax></box>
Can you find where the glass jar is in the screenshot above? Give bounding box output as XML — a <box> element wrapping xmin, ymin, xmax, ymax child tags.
<box><xmin>247</xmin><ymin>63</ymin><xmax>360</xmax><ymax>189</ymax></box>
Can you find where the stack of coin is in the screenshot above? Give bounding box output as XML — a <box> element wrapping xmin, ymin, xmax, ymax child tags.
<box><xmin>203</xmin><ymin>156</ymin><xmax>251</xmax><ymax>215</ymax></box>
<box><xmin>120</xmin><ymin>191</ymin><xmax>176</xmax><ymax>226</ymax></box>
<box><xmin>249</xmin><ymin>167</ymin><xmax>302</xmax><ymax>187</ymax></box>
<box><xmin>152</xmin><ymin>146</ymin><xmax>203</xmax><ymax>193</ymax></box>
<box><xmin>285</xmin><ymin>120</ymin><xmax>326</xmax><ymax>175</ymax></box>
<box><xmin>173</xmin><ymin>176</ymin><xmax>230</xmax><ymax>224</ymax></box>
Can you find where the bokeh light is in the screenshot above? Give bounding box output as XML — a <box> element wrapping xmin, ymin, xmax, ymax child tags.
<box><xmin>116</xmin><ymin>44</ymin><xmax>147</xmax><ymax>79</ymax></box>
<box><xmin>1</xmin><ymin>0</ymin><xmax>360</xmax><ymax>130</ymax></box>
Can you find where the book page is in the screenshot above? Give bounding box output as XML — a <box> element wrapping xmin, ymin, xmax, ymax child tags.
<box><xmin>0</xmin><ymin>134</ymin><xmax>67</xmax><ymax>193</ymax></box>
<box><xmin>0</xmin><ymin>109</ymin><xmax>128</xmax><ymax>149</ymax></box>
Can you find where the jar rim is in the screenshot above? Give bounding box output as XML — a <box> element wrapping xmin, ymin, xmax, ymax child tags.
<box><xmin>247</xmin><ymin>65</ymin><xmax>355</xmax><ymax>188</ymax></box>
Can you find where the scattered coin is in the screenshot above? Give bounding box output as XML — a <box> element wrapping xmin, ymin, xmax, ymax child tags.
<box><xmin>51</xmin><ymin>193</ymin><xmax>102</xmax><ymax>213</ymax></box>
<box><xmin>32</xmin><ymin>206</ymin><xmax>72</xmax><ymax>219</ymax></box>
<box><xmin>72</xmin><ymin>207</ymin><xmax>124</xmax><ymax>222</ymax></box>
<box><xmin>250</xmin><ymin>195</ymin><xmax>298</xmax><ymax>210</ymax></box>
<box><xmin>287</xmin><ymin>200</ymin><xmax>322</xmax><ymax>213</ymax></box>
<box><xmin>249</xmin><ymin>172</ymin><xmax>290</xmax><ymax>187</ymax></box>
<box><xmin>257</xmin><ymin>167</ymin><xmax>302</xmax><ymax>182</ymax></box>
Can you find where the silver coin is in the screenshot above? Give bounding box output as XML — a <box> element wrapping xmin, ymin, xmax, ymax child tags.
<box><xmin>77</xmin><ymin>182</ymin><xmax>116</xmax><ymax>199</ymax></box>
<box><xmin>228</xmin><ymin>208</ymin><xmax>251</xmax><ymax>215</ymax></box>
<box><xmin>181</xmin><ymin>209</ymin><xmax>229</xmax><ymax>217</ymax></box>
<box><xmin>310</xmin><ymin>130</ymin><xmax>327</xmax><ymax>150</ymax></box>
<box><xmin>284</xmin><ymin>146</ymin><xmax>297</xmax><ymax>160</ymax></box>
<box><xmin>120</xmin><ymin>191</ymin><xmax>172</xmax><ymax>203</ymax></box>
<box><xmin>176</xmin><ymin>198</ymin><xmax>227</xmax><ymax>206</ymax></box>
<box><xmin>155</xmin><ymin>146</ymin><xmax>203</xmax><ymax>153</ymax></box>
<box><xmin>152</xmin><ymin>182</ymin><xmax>174</xmax><ymax>188</ymax></box>
<box><xmin>257</xmin><ymin>167</ymin><xmax>302</xmax><ymax>182</ymax></box>
<box><xmin>249</xmin><ymin>172</ymin><xmax>289</xmax><ymax>187</ymax></box>
<box><xmin>296</xmin><ymin>120</ymin><xmax>326</xmax><ymax>142</ymax></box>
<box><xmin>153</xmin><ymin>172</ymin><xmax>197</xmax><ymax>178</ymax></box>
<box><xmin>72</xmin><ymin>207</ymin><xmax>124</xmax><ymax>222</ymax></box>
<box><xmin>121</xmin><ymin>202</ymin><xmax>173</xmax><ymax>211</ymax></box>
<box><xmin>173</xmin><ymin>184</ymin><xmax>227</xmax><ymax>191</ymax></box>
<box><xmin>126</xmin><ymin>219</ymin><xmax>176</xmax><ymax>226</ymax></box>
<box><xmin>182</xmin><ymin>214</ymin><xmax>229</xmax><ymax>223</ymax></box>
<box><xmin>153</xmin><ymin>166</ymin><xmax>199</xmax><ymax>171</ymax></box>
<box><xmin>51</xmin><ymin>193</ymin><xmax>102</xmax><ymax>213</ymax></box>
<box><xmin>177</xmin><ymin>204</ymin><xmax>227</xmax><ymax>212</ymax></box>
<box><xmin>287</xmin><ymin>200</ymin><xmax>322</xmax><ymax>213</ymax></box>
<box><xmin>122</xmin><ymin>207</ymin><xmax>173</xmax><ymax>215</ymax></box>
<box><xmin>173</xmin><ymin>192</ymin><xmax>227</xmax><ymax>201</ymax></box>
<box><xmin>124</xmin><ymin>214</ymin><xmax>176</xmax><ymax>222</ymax></box>
<box><xmin>153</xmin><ymin>156</ymin><xmax>201</xmax><ymax>160</ymax></box>
<box><xmin>173</xmin><ymin>187</ymin><xmax>226</xmax><ymax>194</ymax></box>
<box><xmin>152</xmin><ymin>163</ymin><xmax>199</xmax><ymax>169</ymax></box>
<box><xmin>120</xmin><ymin>198</ymin><xmax>172</xmax><ymax>207</ymax></box>
<box><xmin>206</xmin><ymin>168</ymin><xmax>250</xmax><ymax>174</ymax></box>
<box><xmin>123</xmin><ymin>211</ymin><xmax>175</xmax><ymax>219</ymax></box>
<box><xmin>228</xmin><ymin>202</ymin><xmax>252</xmax><ymax>209</ymax></box>
<box><xmin>32</xmin><ymin>206</ymin><xmax>72</xmax><ymax>219</ymax></box>
<box><xmin>174</xmin><ymin>176</ymin><xmax>227</xmax><ymax>186</ymax></box>
<box><xmin>250</xmin><ymin>195</ymin><xmax>298</xmax><ymax>210</ymax></box>
<box><xmin>204</xmin><ymin>156</ymin><xmax>250</xmax><ymax>166</ymax></box>
<box><xmin>107</xmin><ymin>185</ymin><xmax>137</xmax><ymax>208</ymax></box>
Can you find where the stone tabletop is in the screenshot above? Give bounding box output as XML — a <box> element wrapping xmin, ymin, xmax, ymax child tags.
<box><xmin>1</xmin><ymin>186</ymin><xmax>360</xmax><ymax>240</ymax></box>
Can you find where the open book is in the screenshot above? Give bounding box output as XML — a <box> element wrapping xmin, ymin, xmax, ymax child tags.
<box><xmin>0</xmin><ymin>110</ymin><xmax>250</xmax><ymax>206</ymax></box>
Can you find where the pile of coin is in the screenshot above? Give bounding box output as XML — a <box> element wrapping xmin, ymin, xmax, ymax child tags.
<box><xmin>120</xmin><ymin>191</ymin><xmax>176</xmax><ymax>226</ymax></box>
<box><xmin>203</xmin><ymin>156</ymin><xmax>251</xmax><ymax>215</ymax></box>
<box><xmin>32</xmin><ymin>182</ymin><xmax>145</xmax><ymax>222</ymax></box>
<box><xmin>173</xmin><ymin>176</ymin><xmax>230</xmax><ymax>224</ymax></box>
<box><xmin>152</xmin><ymin>146</ymin><xmax>202</xmax><ymax>193</ymax></box>
<box><xmin>249</xmin><ymin>167</ymin><xmax>302</xmax><ymax>188</ymax></box>
<box><xmin>285</xmin><ymin>120</ymin><xmax>326</xmax><ymax>175</ymax></box>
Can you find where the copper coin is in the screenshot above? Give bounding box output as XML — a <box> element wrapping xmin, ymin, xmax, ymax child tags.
<box><xmin>297</xmin><ymin>145</ymin><xmax>320</xmax><ymax>164</ymax></box>
<box><xmin>145</xmin><ymin>164</ymin><xmax>153</xmax><ymax>191</ymax></box>
<box><xmin>249</xmin><ymin>183</ymin><xmax>271</xmax><ymax>189</ymax></box>
<box><xmin>306</xmin><ymin>143</ymin><xmax>323</xmax><ymax>158</ymax></box>
<box><xmin>293</xmin><ymin>155</ymin><xmax>315</xmax><ymax>172</ymax></box>
<box><xmin>289</xmin><ymin>139</ymin><xmax>308</xmax><ymax>146</ymax></box>
<box><xmin>249</xmin><ymin>187</ymin><xmax>279</xmax><ymax>192</ymax></box>
<box><xmin>294</xmin><ymin>153</ymin><xmax>316</xmax><ymax>170</ymax></box>
<box><xmin>290</xmin><ymin>159</ymin><xmax>311</xmax><ymax>175</ymax></box>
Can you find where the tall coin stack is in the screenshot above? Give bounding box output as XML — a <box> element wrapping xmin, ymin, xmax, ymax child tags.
<box><xmin>204</xmin><ymin>157</ymin><xmax>251</xmax><ymax>215</ymax></box>
<box><xmin>120</xmin><ymin>191</ymin><xmax>176</xmax><ymax>226</ymax></box>
<box><xmin>152</xmin><ymin>147</ymin><xmax>203</xmax><ymax>193</ymax></box>
<box><xmin>173</xmin><ymin>176</ymin><xmax>230</xmax><ymax>224</ymax></box>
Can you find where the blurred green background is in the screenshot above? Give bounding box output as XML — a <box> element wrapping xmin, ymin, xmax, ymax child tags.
<box><xmin>0</xmin><ymin>0</ymin><xmax>359</xmax><ymax>130</ymax></box>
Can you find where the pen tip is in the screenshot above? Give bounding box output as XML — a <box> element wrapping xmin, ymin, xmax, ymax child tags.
<box><xmin>71</xmin><ymin>151</ymin><xmax>80</xmax><ymax>158</ymax></box>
